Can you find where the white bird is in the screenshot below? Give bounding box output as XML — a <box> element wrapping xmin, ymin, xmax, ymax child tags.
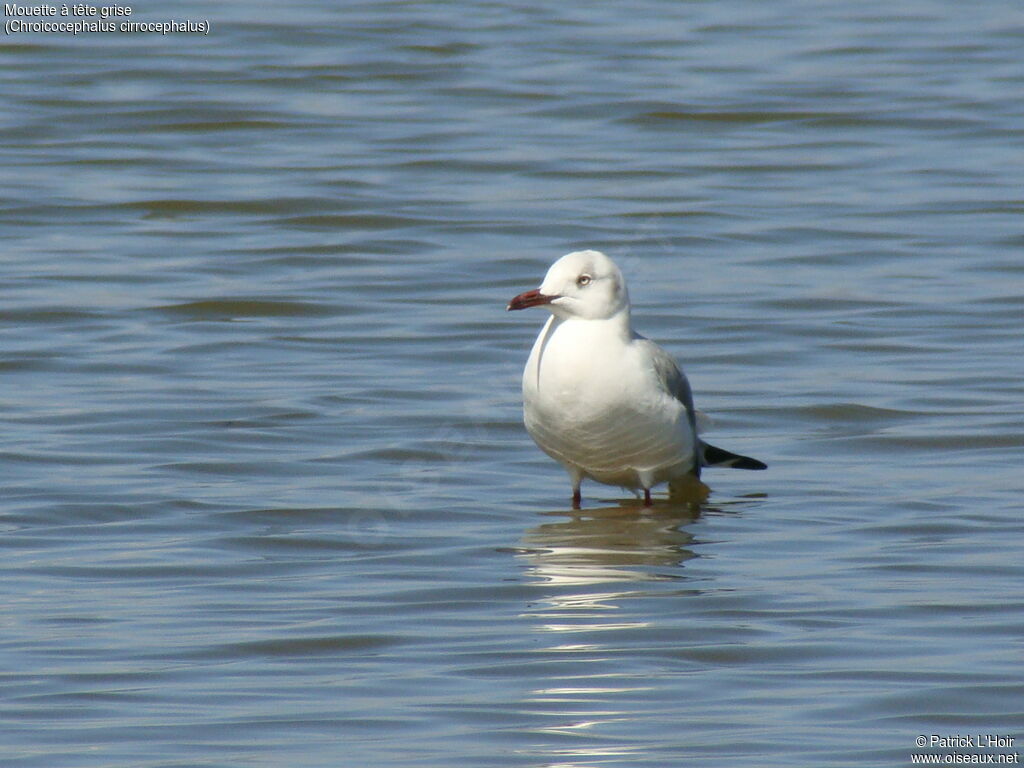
<box><xmin>507</xmin><ymin>250</ymin><xmax>765</xmax><ymax>508</ymax></box>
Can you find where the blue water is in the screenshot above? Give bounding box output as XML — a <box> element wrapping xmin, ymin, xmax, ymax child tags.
<box><xmin>1</xmin><ymin>1</ymin><xmax>1022</xmax><ymax>765</ymax></box>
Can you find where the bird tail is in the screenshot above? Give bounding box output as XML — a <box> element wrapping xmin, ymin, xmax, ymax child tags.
<box><xmin>700</xmin><ymin>442</ymin><xmax>767</xmax><ymax>470</ymax></box>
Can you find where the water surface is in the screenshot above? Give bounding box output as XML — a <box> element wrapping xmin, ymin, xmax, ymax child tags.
<box><xmin>2</xmin><ymin>1</ymin><xmax>1023</xmax><ymax>766</ymax></box>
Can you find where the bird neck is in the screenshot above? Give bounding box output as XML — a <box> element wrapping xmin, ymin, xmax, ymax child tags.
<box><xmin>553</xmin><ymin>306</ymin><xmax>632</xmax><ymax>343</ymax></box>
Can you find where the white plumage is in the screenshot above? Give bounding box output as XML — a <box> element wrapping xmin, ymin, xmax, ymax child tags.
<box><xmin>508</xmin><ymin>250</ymin><xmax>764</xmax><ymax>507</ymax></box>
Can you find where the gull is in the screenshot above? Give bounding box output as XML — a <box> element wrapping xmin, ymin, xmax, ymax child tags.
<box><xmin>507</xmin><ymin>250</ymin><xmax>765</xmax><ymax>508</ymax></box>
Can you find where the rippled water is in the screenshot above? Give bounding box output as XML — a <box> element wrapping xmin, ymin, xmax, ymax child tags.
<box><xmin>2</xmin><ymin>2</ymin><xmax>1023</xmax><ymax>766</ymax></box>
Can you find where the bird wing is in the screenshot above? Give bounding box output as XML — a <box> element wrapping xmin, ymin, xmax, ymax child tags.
<box><xmin>635</xmin><ymin>336</ymin><xmax>767</xmax><ymax>475</ymax></box>
<box><xmin>700</xmin><ymin>442</ymin><xmax>767</xmax><ymax>470</ymax></box>
<box><xmin>630</xmin><ymin>335</ymin><xmax>770</xmax><ymax>475</ymax></box>
<box><xmin>633</xmin><ymin>336</ymin><xmax>701</xmax><ymax>471</ymax></box>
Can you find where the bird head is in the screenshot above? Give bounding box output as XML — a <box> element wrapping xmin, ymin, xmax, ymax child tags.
<box><xmin>507</xmin><ymin>250</ymin><xmax>630</xmax><ymax>321</ymax></box>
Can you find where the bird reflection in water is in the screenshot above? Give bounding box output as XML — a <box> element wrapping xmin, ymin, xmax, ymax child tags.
<box><xmin>519</xmin><ymin>497</ymin><xmax>703</xmax><ymax>589</ymax></box>
<box><xmin>513</xmin><ymin>498</ymin><xmax>707</xmax><ymax>765</ymax></box>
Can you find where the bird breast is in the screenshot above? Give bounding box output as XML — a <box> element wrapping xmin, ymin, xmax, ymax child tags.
<box><xmin>521</xmin><ymin>317</ymin><xmax>694</xmax><ymax>481</ymax></box>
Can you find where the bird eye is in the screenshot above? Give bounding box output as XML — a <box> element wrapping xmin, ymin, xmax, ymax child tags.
<box><xmin>576</xmin><ymin>274</ymin><xmax>592</xmax><ymax>287</ymax></box>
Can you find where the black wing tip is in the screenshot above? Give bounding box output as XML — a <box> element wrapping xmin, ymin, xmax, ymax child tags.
<box><xmin>734</xmin><ymin>457</ymin><xmax>768</xmax><ymax>470</ymax></box>
<box><xmin>702</xmin><ymin>443</ymin><xmax>767</xmax><ymax>471</ymax></box>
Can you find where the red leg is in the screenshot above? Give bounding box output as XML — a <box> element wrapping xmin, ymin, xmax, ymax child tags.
<box><xmin>572</xmin><ymin>488</ymin><xmax>581</xmax><ymax>509</ymax></box>
<box><xmin>643</xmin><ymin>488</ymin><xmax>652</xmax><ymax>506</ymax></box>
